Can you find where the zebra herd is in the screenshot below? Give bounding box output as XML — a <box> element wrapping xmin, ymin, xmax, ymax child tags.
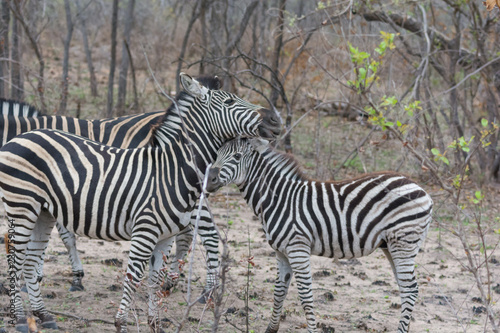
<box><xmin>0</xmin><ymin>73</ymin><xmax>433</xmax><ymax>333</ymax></box>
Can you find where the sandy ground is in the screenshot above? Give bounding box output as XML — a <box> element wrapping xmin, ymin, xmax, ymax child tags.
<box><xmin>0</xmin><ymin>188</ymin><xmax>499</xmax><ymax>333</ymax></box>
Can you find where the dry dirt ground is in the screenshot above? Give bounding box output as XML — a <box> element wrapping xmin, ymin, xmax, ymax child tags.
<box><xmin>0</xmin><ymin>188</ymin><xmax>499</xmax><ymax>333</ymax></box>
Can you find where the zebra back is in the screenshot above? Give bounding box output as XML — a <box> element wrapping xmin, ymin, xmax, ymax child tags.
<box><xmin>0</xmin><ymin>98</ymin><xmax>164</xmax><ymax>148</ymax></box>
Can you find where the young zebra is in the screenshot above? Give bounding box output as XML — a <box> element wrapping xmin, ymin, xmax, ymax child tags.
<box><xmin>0</xmin><ymin>74</ymin><xmax>281</xmax><ymax>333</ymax></box>
<box><xmin>206</xmin><ymin>138</ymin><xmax>433</xmax><ymax>333</ymax></box>
<box><xmin>0</xmin><ymin>97</ymin><xmax>216</xmax><ymax>292</ymax></box>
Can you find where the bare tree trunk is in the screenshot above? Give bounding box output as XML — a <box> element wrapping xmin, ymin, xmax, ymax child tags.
<box><xmin>106</xmin><ymin>0</ymin><xmax>119</xmax><ymax>117</ymax></box>
<box><xmin>124</xmin><ymin>39</ymin><xmax>138</xmax><ymax>112</ymax></box>
<box><xmin>10</xmin><ymin>4</ymin><xmax>22</xmax><ymax>100</ymax></box>
<box><xmin>116</xmin><ymin>0</ymin><xmax>135</xmax><ymax>117</ymax></box>
<box><xmin>175</xmin><ymin>0</ymin><xmax>202</xmax><ymax>94</ymax></box>
<box><xmin>198</xmin><ymin>0</ymin><xmax>209</xmax><ymax>75</ymax></box>
<box><xmin>9</xmin><ymin>0</ymin><xmax>46</xmax><ymax>110</ymax></box>
<box><xmin>75</xmin><ymin>0</ymin><xmax>98</xmax><ymax>97</ymax></box>
<box><xmin>269</xmin><ymin>0</ymin><xmax>285</xmax><ymax>107</ymax></box>
<box><xmin>222</xmin><ymin>0</ymin><xmax>258</xmax><ymax>90</ymax></box>
<box><xmin>0</xmin><ymin>0</ymin><xmax>9</xmax><ymax>98</ymax></box>
<box><xmin>58</xmin><ymin>0</ymin><xmax>74</xmax><ymax>115</ymax></box>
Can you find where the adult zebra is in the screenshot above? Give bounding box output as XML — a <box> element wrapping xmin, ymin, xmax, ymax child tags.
<box><xmin>1</xmin><ymin>74</ymin><xmax>281</xmax><ymax>333</ymax></box>
<box><xmin>206</xmin><ymin>138</ymin><xmax>433</xmax><ymax>333</ymax></box>
<box><xmin>0</xmin><ymin>97</ymin><xmax>214</xmax><ymax>292</ymax></box>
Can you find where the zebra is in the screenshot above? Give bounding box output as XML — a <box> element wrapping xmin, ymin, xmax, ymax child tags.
<box><xmin>206</xmin><ymin>138</ymin><xmax>433</xmax><ymax>333</ymax></box>
<box><xmin>1</xmin><ymin>73</ymin><xmax>281</xmax><ymax>333</ymax></box>
<box><xmin>0</xmin><ymin>97</ymin><xmax>216</xmax><ymax>292</ymax></box>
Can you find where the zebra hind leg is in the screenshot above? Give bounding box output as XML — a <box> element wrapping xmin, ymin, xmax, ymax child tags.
<box><xmin>54</xmin><ymin>219</ymin><xmax>85</xmax><ymax>291</ymax></box>
<box><xmin>21</xmin><ymin>212</ymin><xmax>58</xmax><ymax>330</ymax></box>
<box><xmin>385</xmin><ymin>244</ymin><xmax>420</xmax><ymax>333</ymax></box>
<box><xmin>265</xmin><ymin>251</ymin><xmax>293</xmax><ymax>333</ymax></box>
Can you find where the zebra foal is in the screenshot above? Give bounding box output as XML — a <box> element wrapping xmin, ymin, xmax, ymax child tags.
<box><xmin>0</xmin><ymin>74</ymin><xmax>281</xmax><ymax>333</ymax></box>
<box><xmin>0</xmin><ymin>97</ymin><xmax>216</xmax><ymax>292</ymax></box>
<box><xmin>206</xmin><ymin>138</ymin><xmax>433</xmax><ymax>333</ymax></box>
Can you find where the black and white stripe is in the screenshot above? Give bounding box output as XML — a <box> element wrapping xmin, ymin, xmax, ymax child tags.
<box><xmin>206</xmin><ymin>138</ymin><xmax>433</xmax><ymax>333</ymax></box>
<box><xmin>0</xmin><ymin>97</ymin><xmax>217</xmax><ymax>292</ymax></box>
<box><xmin>1</xmin><ymin>74</ymin><xmax>281</xmax><ymax>333</ymax></box>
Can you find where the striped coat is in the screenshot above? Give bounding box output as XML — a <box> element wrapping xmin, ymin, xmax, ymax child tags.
<box><xmin>1</xmin><ymin>74</ymin><xmax>281</xmax><ymax>333</ymax></box>
<box><xmin>206</xmin><ymin>138</ymin><xmax>433</xmax><ymax>333</ymax></box>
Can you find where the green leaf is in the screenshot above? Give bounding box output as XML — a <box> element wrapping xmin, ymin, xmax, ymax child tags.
<box><xmin>481</xmin><ymin>118</ymin><xmax>488</xmax><ymax>127</ymax></box>
<box><xmin>441</xmin><ymin>156</ymin><xmax>449</xmax><ymax>165</ymax></box>
<box><xmin>462</xmin><ymin>147</ymin><xmax>470</xmax><ymax>153</ymax></box>
<box><xmin>385</xmin><ymin>121</ymin><xmax>394</xmax><ymax>127</ymax></box>
<box><xmin>396</xmin><ymin>120</ymin><xmax>402</xmax><ymax>127</ymax></box>
<box><xmin>431</xmin><ymin>148</ymin><xmax>440</xmax><ymax>156</ymax></box>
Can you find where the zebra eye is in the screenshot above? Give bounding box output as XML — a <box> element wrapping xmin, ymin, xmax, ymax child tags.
<box><xmin>234</xmin><ymin>153</ymin><xmax>242</xmax><ymax>161</ymax></box>
<box><xmin>224</xmin><ymin>98</ymin><xmax>235</xmax><ymax>106</ymax></box>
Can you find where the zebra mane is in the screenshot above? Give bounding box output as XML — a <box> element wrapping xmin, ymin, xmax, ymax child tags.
<box><xmin>0</xmin><ymin>98</ymin><xmax>43</xmax><ymax>117</ymax></box>
<box><xmin>260</xmin><ymin>147</ymin><xmax>309</xmax><ymax>181</ymax></box>
<box><xmin>149</xmin><ymin>75</ymin><xmax>223</xmax><ymax>142</ymax></box>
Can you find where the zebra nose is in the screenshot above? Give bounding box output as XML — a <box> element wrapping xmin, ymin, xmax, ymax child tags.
<box><xmin>206</xmin><ymin>168</ymin><xmax>221</xmax><ymax>192</ymax></box>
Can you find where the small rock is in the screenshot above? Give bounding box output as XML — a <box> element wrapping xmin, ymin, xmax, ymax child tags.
<box><xmin>313</xmin><ymin>270</ymin><xmax>331</xmax><ymax>278</ymax></box>
<box><xmin>372</xmin><ymin>280</ymin><xmax>389</xmax><ymax>286</ymax></box>
<box><xmin>97</xmin><ymin>241</ymin><xmax>104</xmax><ymax>245</ymax></box>
<box><xmin>101</xmin><ymin>258</ymin><xmax>123</xmax><ymax>267</ymax></box>
<box><xmin>323</xmin><ymin>292</ymin><xmax>335</xmax><ymax>301</ymax></box>
<box><xmin>44</xmin><ymin>291</ymin><xmax>57</xmax><ymax>299</ymax></box>
<box><xmin>493</xmin><ymin>284</ymin><xmax>500</xmax><ymax>294</ymax></box>
<box><xmin>471</xmin><ymin>297</ymin><xmax>482</xmax><ymax>303</ymax></box>
<box><xmin>317</xmin><ymin>322</ymin><xmax>335</xmax><ymax>333</ymax></box>
<box><xmin>473</xmin><ymin>306</ymin><xmax>486</xmax><ymax>315</ymax></box>
<box><xmin>107</xmin><ymin>284</ymin><xmax>121</xmax><ymax>292</ymax></box>
<box><xmin>340</xmin><ymin>258</ymin><xmax>361</xmax><ymax>266</ymax></box>
<box><xmin>225</xmin><ymin>307</ymin><xmax>237</xmax><ymax>314</ymax></box>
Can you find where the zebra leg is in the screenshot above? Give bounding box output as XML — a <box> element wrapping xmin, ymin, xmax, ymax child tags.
<box><xmin>24</xmin><ymin>215</ymin><xmax>58</xmax><ymax>330</ymax></box>
<box><xmin>386</xmin><ymin>246</ymin><xmax>419</xmax><ymax>333</ymax></box>
<box><xmin>164</xmin><ymin>227</ymin><xmax>192</xmax><ymax>291</ymax></box>
<box><xmin>194</xmin><ymin>204</ymin><xmax>219</xmax><ymax>301</ymax></box>
<box><xmin>147</xmin><ymin>237</ymin><xmax>175</xmax><ymax>333</ymax></box>
<box><xmin>287</xmin><ymin>248</ymin><xmax>317</xmax><ymax>333</ymax></box>
<box><xmin>55</xmin><ymin>221</ymin><xmax>85</xmax><ymax>291</ymax></box>
<box><xmin>115</xmin><ymin>227</ymin><xmax>160</xmax><ymax>333</ymax></box>
<box><xmin>266</xmin><ymin>251</ymin><xmax>293</xmax><ymax>333</ymax></box>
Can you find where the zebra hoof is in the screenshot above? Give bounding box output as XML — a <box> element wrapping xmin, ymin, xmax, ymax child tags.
<box><xmin>41</xmin><ymin>320</ymin><xmax>58</xmax><ymax>329</ymax></box>
<box><xmin>69</xmin><ymin>283</ymin><xmax>85</xmax><ymax>291</ymax></box>
<box><xmin>15</xmin><ymin>318</ymin><xmax>28</xmax><ymax>333</ymax></box>
<box><xmin>20</xmin><ymin>285</ymin><xmax>27</xmax><ymax>293</ymax></box>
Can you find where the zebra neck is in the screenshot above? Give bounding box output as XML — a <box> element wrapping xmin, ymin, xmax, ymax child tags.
<box><xmin>240</xmin><ymin>150</ymin><xmax>307</xmax><ymax>214</ymax></box>
<box><xmin>153</xmin><ymin>105</ymin><xmax>221</xmax><ymax>187</ymax></box>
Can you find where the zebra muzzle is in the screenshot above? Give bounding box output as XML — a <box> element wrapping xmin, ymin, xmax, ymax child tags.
<box><xmin>257</xmin><ymin>108</ymin><xmax>282</xmax><ymax>140</ymax></box>
<box><xmin>205</xmin><ymin>167</ymin><xmax>223</xmax><ymax>193</ymax></box>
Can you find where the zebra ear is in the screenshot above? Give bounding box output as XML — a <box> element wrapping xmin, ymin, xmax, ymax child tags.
<box><xmin>249</xmin><ymin>138</ymin><xmax>269</xmax><ymax>154</ymax></box>
<box><xmin>180</xmin><ymin>72</ymin><xmax>208</xmax><ymax>98</ymax></box>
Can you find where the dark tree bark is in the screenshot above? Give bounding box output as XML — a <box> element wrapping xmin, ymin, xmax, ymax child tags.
<box><xmin>9</xmin><ymin>0</ymin><xmax>46</xmax><ymax>110</ymax></box>
<box><xmin>10</xmin><ymin>4</ymin><xmax>22</xmax><ymax>100</ymax></box>
<box><xmin>75</xmin><ymin>0</ymin><xmax>98</xmax><ymax>97</ymax></box>
<box><xmin>58</xmin><ymin>0</ymin><xmax>74</xmax><ymax>115</ymax></box>
<box><xmin>175</xmin><ymin>0</ymin><xmax>202</xmax><ymax>94</ymax></box>
<box><xmin>221</xmin><ymin>0</ymin><xmax>259</xmax><ymax>90</ymax></box>
<box><xmin>0</xmin><ymin>0</ymin><xmax>9</xmax><ymax>98</ymax></box>
<box><xmin>106</xmin><ymin>0</ymin><xmax>119</xmax><ymax>117</ymax></box>
<box><xmin>116</xmin><ymin>0</ymin><xmax>135</xmax><ymax>116</ymax></box>
<box><xmin>270</xmin><ymin>0</ymin><xmax>285</xmax><ymax>107</ymax></box>
<box><xmin>123</xmin><ymin>39</ymin><xmax>138</xmax><ymax>112</ymax></box>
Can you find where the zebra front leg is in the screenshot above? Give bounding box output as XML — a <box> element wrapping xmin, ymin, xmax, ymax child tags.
<box><xmin>115</xmin><ymin>227</ymin><xmax>159</xmax><ymax>333</ymax></box>
<box><xmin>55</xmin><ymin>221</ymin><xmax>85</xmax><ymax>291</ymax></box>
<box><xmin>164</xmin><ymin>227</ymin><xmax>192</xmax><ymax>291</ymax></box>
<box><xmin>195</xmin><ymin>204</ymin><xmax>219</xmax><ymax>302</ymax></box>
<box><xmin>147</xmin><ymin>237</ymin><xmax>175</xmax><ymax>333</ymax></box>
<box><xmin>24</xmin><ymin>215</ymin><xmax>58</xmax><ymax>330</ymax></box>
<box><xmin>266</xmin><ymin>251</ymin><xmax>293</xmax><ymax>333</ymax></box>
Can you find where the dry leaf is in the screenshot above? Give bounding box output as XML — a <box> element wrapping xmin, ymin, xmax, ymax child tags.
<box><xmin>421</xmin><ymin>164</ymin><xmax>429</xmax><ymax>171</ymax></box>
<box><xmin>27</xmin><ymin>316</ymin><xmax>38</xmax><ymax>333</ymax></box>
<box><xmin>483</xmin><ymin>0</ymin><xmax>500</xmax><ymax>11</ymax></box>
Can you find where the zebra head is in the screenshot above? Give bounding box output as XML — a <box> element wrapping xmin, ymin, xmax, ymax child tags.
<box><xmin>206</xmin><ymin>137</ymin><xmax>268</xmax><ymax>192</ymax></box>
<box><xmin>178</xmin><ymin>73</ymin><xmax>282</xmax><ymax>141</ymax></box>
